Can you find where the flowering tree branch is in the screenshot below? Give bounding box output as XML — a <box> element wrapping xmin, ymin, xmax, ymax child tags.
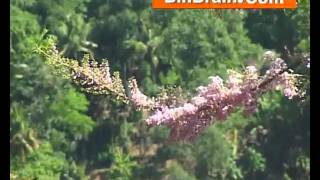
<box><xmin>35</xmin><ymin>37</ymin><xmax>305</xmax><ymax>142</ymax></box>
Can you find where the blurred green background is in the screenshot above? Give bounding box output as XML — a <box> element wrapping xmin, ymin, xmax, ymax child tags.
<box><xmin>10</xmin><ymin>0</ymin><xmax>309</xmax><ymax>179</ymax></box>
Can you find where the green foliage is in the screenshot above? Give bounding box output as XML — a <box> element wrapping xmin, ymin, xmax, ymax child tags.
<box><xmin>49</xmin><ymin>89</ymin><xmax>95</xmax><ymax>138</ymax></box>
<box><xmin>32</xmin><ymin>0</ymin><xmax>94</xmax><ymax>57</ymax></box>
<box><xmin>10</xmin><ymin>5</ymin><xmax>41</xmax><ymax>52</ymax></box>
<box><xmin>11</xmin><ymin>2</ymin><xmax>98</xmax><ymax>179</ymax></box>
<box><xmin>11</xmin><ymin>142</ymin><xmax>67</xmax><ymax>179</ymax></box>
<box><xmin>165</xmin><ymin>162</ymin><xmax>197</xmax><ymax>180</ymax></box>
<box><xmin>107</xmin><ymin>146</ymin><xmax>138</xmax><ymax>179</ymax></box>
<box><xmin>245</xmin><ymin>1</ymin><xmax>309</xmax><ymax>53</ymax></box>
<box><xmin>10</xmin><ymin>0</ymin><xmax>309</xmax><ymax>179</ymax></box>
<box><xmin>283</xmin><ymin>153</ymin><xmax>310</xmax><ymax>180</ymax></box>
<box><xmin>156</xmin><ymin>11</ymin><xmax>263</xmax><ymax>89</ymax></box>
<box><xmin>242</xmin><ymin>147</ymin><xmax>266</xmax><ymax>175</ymax></box>
<box><xmin>194</xmin><ymin>126</ymin><xmax>243</xmax><ymax>180</ymax></box>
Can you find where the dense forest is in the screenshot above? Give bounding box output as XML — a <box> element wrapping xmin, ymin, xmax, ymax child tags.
<box><xmin>10</xmin><ymin>0</ymin><xmax>309</xmax><ymax>179</ymax></box>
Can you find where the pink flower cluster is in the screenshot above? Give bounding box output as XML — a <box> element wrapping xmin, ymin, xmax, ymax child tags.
<box><xmin>40</xmin><ymin>41</ymin><xmax>303</xmax><ymax>142</ymax></box>
<box><xmin>129</xmin><ymin>58</ymin><xmax>300</xmax><ymax>141</ymax></box>
<box><xmin>129</xmin><ymin>79</ymin><xmax>155</xmax><ymax>108</ymax></box>
<box><xmin>261</xmin><ymin>58</ymin><xmax>298</xmax><ymax>99</ymax></box>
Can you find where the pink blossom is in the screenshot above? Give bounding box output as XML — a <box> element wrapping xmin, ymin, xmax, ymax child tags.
<box><xmin>208</xmin><ymin>76</ymin><xmax>223</xmax><ymax>90</ymax></box>
<box><xmin>284</xmin><ymin>88</ymin><xmax>296</xmax><ymax>99</ymax></box>
<box><xmin>130</xmin><ymin>57</ymin><xmax>299</xmax><ymax>141</ymax></box>
<box><xmin>280</xmin><ymin>72</ymin><xmax>298</xmax><ymax>99</ymax></box>
<box><xmin>266</xmin><ymin>58</ymin><xmax>287</xmax><ymax>76</ymax></box>
<box><xmin>227</xmin><ymin>70</ymin><xmax>243</xmax><ymax>87</ymax></box>
<box><xmin>191</xmin><ymin>96</ymin><xmax>207</xmax><ymax>106</ymax></box>
<box><xmin>245</xmin><ymin>66</ymin><xmax>257</xmax><ymax>75</ymax></box>
<box><xmin>182</xmin><ymin>103</ymin><xmax>197</xmax><ymax>114</ymax></box>
<box><xmin>129</xmin><ymin>79</ymin><xmax>154</xmax><ymax>107</ymax></box>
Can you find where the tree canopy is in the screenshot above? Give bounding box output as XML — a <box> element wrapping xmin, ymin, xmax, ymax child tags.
<box><xmin>10</xmin><ymin>0</ymin><xmax>309</xmax><ymax>179</ymax></box>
